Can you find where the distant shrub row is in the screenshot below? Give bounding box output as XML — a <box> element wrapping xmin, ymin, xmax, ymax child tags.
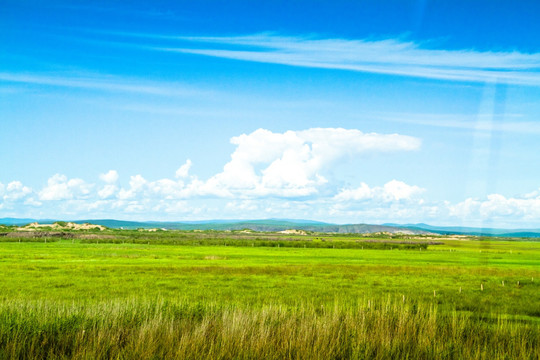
<box><xmin>79</xmin><ymin>237</ymin><xmax>428</xmax><ymax>250</ymax></box>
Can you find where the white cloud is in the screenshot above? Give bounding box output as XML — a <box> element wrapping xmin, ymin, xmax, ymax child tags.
<box><xmin>327</xmin><ymin>202</ymin><xmax>442</xmax><ymax>224</ymax></box>
<box><xmin>205</xmin><ymin>128</ymin><xmax>420</xmax><ymax>197</ymax></box>
<box><xmin>0</xmin><ymin>72</ymin><xmax>204</xmax><ymax>97</ymax></box>
<box><xmin>334</xmin><ymin>180</ymin><xmax>424</xmax><ymax>203</ymax></box>
<box><xmin>175</xmin><ymin>159</ymin><xmax>192</xmax><ymax>178</ymax></box>
<box><xmin>1</xmin><ymin>128</ymin><xmax>426</xmax><ymax>220</ymax></box>
<box><xmin>382</xmin><ymin>180</ymin><xmax>425</xmax><ymax>201</ymax></box>
<box><xmin>4</xmin><ymin>166</ymin><xmax>540</xmax><ymax>228</ymax></box>
<box><xmin>449</xmin><ymin>193</ymin><xmax>540</xmax><ymax>222</ymax></box>
<box><xmin>98</xmin><ymin>171</ymin><xmax>119</xmax><ymax>198</ymax></box>
<box><xmin>376</xmin><ymin>112</ymin><xmax>540</xmax><ymax>135</ymax></box>
<box><xmin>117</xmin><ymin>174</ymin><xmax>147</xmax><ymax>199</ymax></box>
<box><xmin>163</xmin><ymin>34</ymin><xmax>540</xmax><ymax>86</ymax></box>
<box><xmin>225</xmin><ymin>200</ymin><xmax>258</xmax><ymax>212</ymax></box>
<box><xmin>124</xmin><ymin>201</ymin><xmax>146</xmax><ymax>213</ymax></box>
<box><xmin>106</xmin><ymin>128</ymin><xmax>418</xmax><ymax>201</ymax></box>
<box><xmin>116</xmin><ymin>176</ymin><xmax>188</xmax><ymax>200</ymax></box>
<box><xmin>23</xmin><ymin>198</ymin><xmax>42</xmax><ymax>207</ymax></box>
<box><xmin>99</xmin><ymin>170</ymin><xmax>119</xmax><ymax>183</ymax></box>
<box><xmin>3</xmin><ymin>181</ymin><xmax>32</xmax><ymax>201</ymax></box>
<box><xmin>151</xmin><ymin>199</ymin><xmax>192</xmax><ymax>214</ymax></box>
<box><xmin>147</xmin><ymin>178</ymin><xmax>184</xmax><ymax>199</ymax></box>
<box><xmin>39</xmin><ymin>174</ymin><xmax>92</xmax><ymax>201</ymax></box>
<box><xmin>98</xmin><ymin>184</ymin><xmax>118</xmax><ymax>199</ymax></box>
<box><xmin>334</xmin><ymin>182</ymin><xmax>373</xmax><ymax>201</ymax></box>
<box><xmin>327</xmin><ymin>180</ymin><xmax>431</xmax><ymax>224</ymax></box>
<box><xmin>9</xmin><ymin>126</ymin><xmax>540</xmax><ymax>228</ymax></box>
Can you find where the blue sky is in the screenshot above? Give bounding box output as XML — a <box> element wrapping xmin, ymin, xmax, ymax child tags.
<box><xmin>2</xmin><ymin>1</ymin><xmax>540</xmax><ymax>227</ymax></box>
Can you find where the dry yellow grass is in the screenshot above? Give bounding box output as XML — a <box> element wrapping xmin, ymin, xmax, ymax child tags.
<box><xmin>1</xmin><ymin>298</ymin><xmax>538</xmax><ymax>359</ymax></box>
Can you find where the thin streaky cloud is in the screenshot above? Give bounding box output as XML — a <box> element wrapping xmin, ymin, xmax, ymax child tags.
<box><xmin>177</xmin><ymin>35</ymin><xmax>540</xmax><ymax>70</ymax></box>
<box><xmin>167</xmin><ymin>48</ymin><xmax>540</xmax><ymax>86</ymax></box>
<box><xmin>0</xmin><ymin>72</ymin><xmax>207</xmax><ymax>97</ymax></box>
<box><xmin>373</xmin><ymin>112</ymin><xmax>540</xmax><ymax>134</ymax></box>
<box><xmin>66</xmin><ymin>31</ymin><xmax>540</xmax><ymax>85</ymax></box>
<box><xmin>89</xmin><ymin>31</ymin><xmax>540</xmax><ymax>70</ymax></box>
<box><xmin>150</xmin><ymin>34</ymin><xmax>540</xmax><ymax>86</ymax></box>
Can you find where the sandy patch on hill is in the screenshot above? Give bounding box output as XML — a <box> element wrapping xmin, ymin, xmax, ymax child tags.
<box><xmin>279</xmin><ymin>229</ymin><xmax>307</xmax><ymax>235</ymax></box>
<box><xmin>21</xmin><ymin>222</ymin><xmax>106</xmax><ymax>231</ymax></box>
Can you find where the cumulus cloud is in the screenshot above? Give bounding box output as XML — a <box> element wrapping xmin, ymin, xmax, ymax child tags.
<box><xmin>320</xmin><ymin>180</ymin><xmax>435</xmax><ymax>224</ymax></box>
<box><xmin>334</xmin><ymin>180</ymin><xmax>425</xmax><ymax>203</ymax></box>
<box><xmin>3</xmin><ymin>181</ymin><xmax>33</xmax><ymax>201</ymax></box>
<box><xmin>382</xmin><ymin>180</ymin><xmax>425</xmax><ymax>202</ymax></box>
<box><xmin>98</xmin><ymin>184</ymin><xmax>118</xmax><ymax>199</ymax></box>
<box><xmin>99</xmin><ymin>170</ymin><xmax>119</xmax><ymax>183</ymax></box>
<box><xmin>449</xmin><ymin>193</ymin><xmax>540</xmax><ymax>222</ymax></box>
<box><xmin>175</xmin><ymin>160</ymin><xmax>192</xmax><ymax>178</ymax></box>
<box><xmin>98</xmin><ymin>128</ymin><xmax>419</xmax><ymax>201</ymax></box>
<box><xmin>225</xmin><ymin>200</ymin><xmax>258</xmax><ymax>212</ymax></box>
<box><xmin>0</xmin><ymin>128</ymin><xmax>428</xmax><ymax>221</ymax></box>
<box><xmin>147</xmin><ymin>178</ymin><xmax>185</xmax><ymax>199</ymax></box>
<box><xmin>3</xmin><ymin>166</ymin><xmax>540</xmax><ymax>227</ymax></box>
<box><xmin>204</xmin><ymin>128</ymin><xmax>420</xmax><ymax>197</ymax></box>
<box><xmin>97</xmin><ymin>170</ymin><xmax>120</xmax><ymax>198</ymax></box>
<box><xmin>23</xmin><ymin>197</ymin><xmax>42</xmax><ymax>206</ymax></box>
<box><xmin>11</xmin><ymin>127</ymin><xmax>540</xmax><ymax>227</ymax></box>
<box><xmin>117</xmin><ymin>175</ymin><xmax>147</xmax><ymax>200</ymax></box>
<box><xmin>39</xmin><ymin>174</ymin><xmax>92</xmax><ymax>201</ymax></box>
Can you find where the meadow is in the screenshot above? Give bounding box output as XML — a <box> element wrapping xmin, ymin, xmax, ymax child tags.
<box><xmin>0</xmin><ymin>229</ymin><xmax>539</xmax><ymax>359</ymax></box>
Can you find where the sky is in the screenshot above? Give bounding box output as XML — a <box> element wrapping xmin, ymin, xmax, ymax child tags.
<box><xmin>2</xmin><ymin>0</ymin><xmax>540</xmax><ymax>227</ymax></box>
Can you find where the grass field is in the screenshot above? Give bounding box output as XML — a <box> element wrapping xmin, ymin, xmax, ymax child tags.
<box><xmin>0</xmin><ymin>230</ymin><xmax>539</xmax><ymax>359</ymax></box>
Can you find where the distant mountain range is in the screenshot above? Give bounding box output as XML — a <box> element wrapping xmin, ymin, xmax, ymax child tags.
<box><xmin>0</xmin><ymin>218</ymin><xmax>429</xmax><ymax>234</ymax></box>
<box><xmin>1</xmin><ymin>218</ymin><xmax>540</xmax><ymax>237</ymax></box>
<box><xmin>383</xmin><ymin>223</ymin><xmax>540</xmax><ymax>238</ymax></box>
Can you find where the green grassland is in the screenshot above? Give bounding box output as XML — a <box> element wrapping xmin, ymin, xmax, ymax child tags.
<box><xmin>0</xmin><ymin>228</ymin><xmax>539</xmax><ymax>359</ymax></box>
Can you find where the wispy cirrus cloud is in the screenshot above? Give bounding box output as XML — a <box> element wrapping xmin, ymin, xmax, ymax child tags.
<box><xmin>33</xmin><ymin>31</ymin><xmax>540</xmax><ymax>87</ymax></box>
<box><xmin>373</xmin><ymin>112</ymin><xmax>540</xmax><ymax>134</ymax></box>
<box><xmin>0</xmin><ymin>72</ymin><xmax>206</xmax><ymax>97</ymax></box>
<box><xmin>149</xmin><ymin>33</ymin><xmax>540</xmax><ymax>86</ymax></box>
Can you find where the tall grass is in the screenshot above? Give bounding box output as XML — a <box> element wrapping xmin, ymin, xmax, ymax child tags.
<box><xmin>1</xmin><ymin>298</ymin><xmax>538</xmax><ymax>359</ymax></box>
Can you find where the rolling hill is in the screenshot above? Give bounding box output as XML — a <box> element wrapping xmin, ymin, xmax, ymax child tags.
<box><xmin>3</xmin><ymin>218</ymin><xmax>540</xmax><ymax>236</ymax></box>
